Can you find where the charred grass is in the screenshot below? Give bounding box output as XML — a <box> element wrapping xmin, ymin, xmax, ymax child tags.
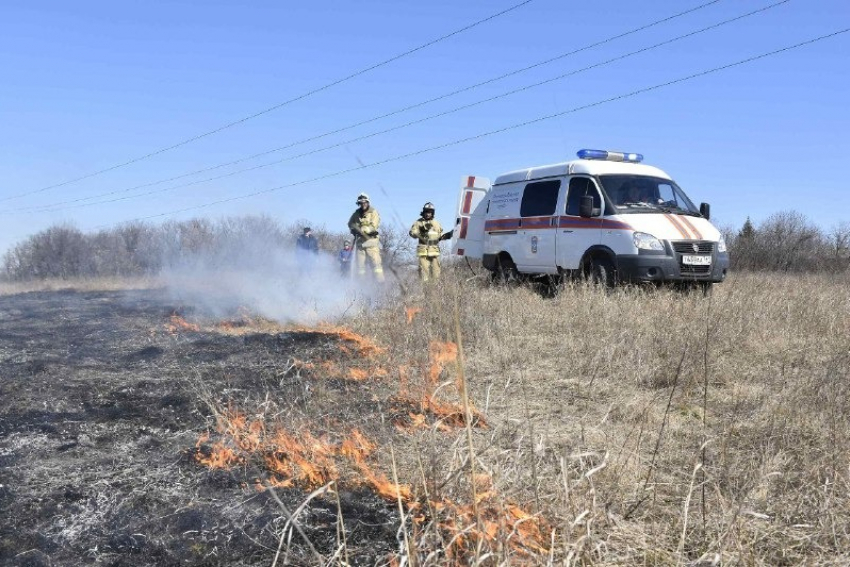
<box><xmin>1</xmin><ymin>271</ymin><xmax>849</xmax><ymax>565</ymax></box>
<box><xmin>0</xmin><ymin>289</ymin><xmax>403</xmax><ymax>566</ymax></box>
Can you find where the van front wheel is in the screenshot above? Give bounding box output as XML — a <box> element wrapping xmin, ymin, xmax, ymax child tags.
<box><xmin>588</xmin><ymin>257</ymin><xmax>616</xmax><ymax>288</ymax></box>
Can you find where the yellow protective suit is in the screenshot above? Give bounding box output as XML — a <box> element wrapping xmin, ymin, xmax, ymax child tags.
<box><xmin>348</xmin><ymin>206</ymin><xmax>384</xmax><ymax>282</ymax></box>
<box><xmin>409</xmin><ymin>217</ymin><xmax>444</xmax><ymax>282</ymax></box>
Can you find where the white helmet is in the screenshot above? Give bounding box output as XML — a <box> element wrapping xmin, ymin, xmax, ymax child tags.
<box><xmin>356</xmin><ymin>193</ymin><xmax>370</xmax><ymax>205</ymax></box>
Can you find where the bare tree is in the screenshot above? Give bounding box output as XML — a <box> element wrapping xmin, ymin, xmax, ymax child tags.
<box><xmin>828</xmin><ymin>221</ymin><xmax>850</xmax><ymax>270</ymax></box>
<box><xmin>379</xmin><ymin>223</ymin><xmax>415</xmax><ymax>269</ymax></box>
<box><xmin>729</xmin><ymin>211</ymin><xmax>839</xmax><ymax>273</ymax></box>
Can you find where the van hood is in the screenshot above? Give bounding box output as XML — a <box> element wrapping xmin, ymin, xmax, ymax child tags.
<box><xmin>617</xmin><ymin>213</ymin><xmax>721</xmax><ymax>242</ymax></box>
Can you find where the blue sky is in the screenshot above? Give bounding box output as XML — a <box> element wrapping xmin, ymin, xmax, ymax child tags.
<box><xmin>1</xmin><ymin>0</ymin><xmax>848</xmax><ymax>253</ymax></box>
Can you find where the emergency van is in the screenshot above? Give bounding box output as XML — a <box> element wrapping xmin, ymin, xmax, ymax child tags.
<box><xmin>451</xmin><ymin>149</ymin><xmax>729</xmax><ymax>288</ymax></box>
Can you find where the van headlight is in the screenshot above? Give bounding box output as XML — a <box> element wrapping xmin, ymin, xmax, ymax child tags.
<box><xmin>717</xmin><ymin>235</ymin><xmax>727</xmax><ymax>253</ymax></box>
<box><xmin>633</xmin><ymin>232</ymin><xmax>664</xmax><ymax>251</ymax></box>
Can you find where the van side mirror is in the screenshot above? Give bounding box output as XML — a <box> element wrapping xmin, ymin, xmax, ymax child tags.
<box><xmin>579</xmin><ymin>195</ymin><xmax>595</xmax><ymax>218</ymax></box>
<box><xmin>700</xmin><ymin>202</ymin><xmax>710</xmax><ymax>220</ymax></box>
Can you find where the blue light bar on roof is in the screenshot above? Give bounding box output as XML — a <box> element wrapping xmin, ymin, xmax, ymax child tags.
<box><xmin>577</xmin><ymin>149</ymin><xmax>643</xmax><ymax>163</ymax></box>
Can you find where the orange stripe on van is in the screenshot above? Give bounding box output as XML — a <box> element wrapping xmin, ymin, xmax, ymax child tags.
<box><xmin>678</xmin><ymin>216</ymin><xmax>703</xmax><ymax>240</ymax></box>
<box><xmin>665</xmin><ymin>214</ymin><xmax>691</xmax><ymax>239</ymax></box>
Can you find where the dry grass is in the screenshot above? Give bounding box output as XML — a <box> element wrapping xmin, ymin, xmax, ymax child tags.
<box><xmin>0</xmin><ymin>275</ymin><xmax>162</xmax><ymax>295</ymax></box>
<box><xmin>350</xmin><ymin>269</ymin><xmax>850</xmax><ymax>565</ymax></box>
<box><xmin>9</xmin><ymin>268</ymin><xmax>847</xmax><ymax>564</ymax></box>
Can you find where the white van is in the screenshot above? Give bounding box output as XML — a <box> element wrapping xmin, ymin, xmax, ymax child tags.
<box><xmin>451</xmin><ymin>149</ymin><xmax>729</xmax><ymax>288</ymax></box>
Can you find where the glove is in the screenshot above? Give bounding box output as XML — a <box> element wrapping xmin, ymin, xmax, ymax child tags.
<box><xmin>440</xmin><ymin>230</ymin><xmax>453</xmax><ymax>241</ymax></box>
<box><xmin>419</xmin><ymin>225</ymin><xmax>429</xmax><ymax>234</ymax></box>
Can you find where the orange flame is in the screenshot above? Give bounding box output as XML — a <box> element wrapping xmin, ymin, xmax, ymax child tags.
<box><xmin>194</xmin><ymin>413</ymin><xmax>548</xmax><ymax>560</ymax></box>
<box><xmin>347</xmin><ymin>367</ymin><xmax>388</xmax><ymax>381</ymax></box>
<box><xmin>391</xmin><ymin>396</ymin><xmax>487</xmax><ymax>431</ymax></box>
<box><xmin>428</xmin><ymin>341</ymin><xmax>457</xmax><ymax>386</ymax></box>
<box><xmin>194</xmin><ymin>432</ymin><xmax>241</xmax><ymax>469</ymax></box>
<box><xmin>354</xmin><ymin>460</ymin><xmax>413</xmax><ymax>502</ymax></box>
<box><xmin>347</xmin><ymin>368</ymin><xmax>370</xmax><ymax>381</ymax></box>
<box><xmin>313</xmin><ymin>325</ymin><xmax>385</xmax><ymax>357</ymax></box>
<box><xmin>434</xmin><ymin>496</ymin><xmax>550</xmax><ymax>559</ymax></box>
<box><xmin>189</xmin><ymin>321</ymin><xmax>550</xmax><ymax>561</ymax></box>
<box><xmin>405</xmin><ymin>307</ymin><xmax>422</xmax><ymax>324</ymax></box>
<box><xmin>165</xmin><ymin>314</ymin><xmax>200</xmax><ymax>333</ymax></box>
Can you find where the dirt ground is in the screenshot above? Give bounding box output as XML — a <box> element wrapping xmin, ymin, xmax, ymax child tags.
<box><xmin>0</xmin><ymin>288</ymin><xmax>403</xmax><ymax>567</ymax></box>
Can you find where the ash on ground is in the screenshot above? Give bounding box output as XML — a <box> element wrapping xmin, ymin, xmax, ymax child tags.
<box><xmin>0</xmin><ymin>289</ymin><xmax>401</xmax><ymax>567</ymax></box>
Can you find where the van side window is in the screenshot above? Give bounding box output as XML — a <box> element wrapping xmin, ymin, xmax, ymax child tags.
<box><xmin>565</xmin><ymin>177</ymin><xmax>601</xmax><ymax>216</ymax></box>
<box><xmin>519</xmin><ymin>180</ymin><xmax>560</xmax><ymax>217</ymax></box>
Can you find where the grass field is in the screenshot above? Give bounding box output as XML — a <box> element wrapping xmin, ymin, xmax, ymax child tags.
<box><xmin>349</xmin><ymin>270</ymin><xmax>850</xmax><ymax>565</ymax></box>
<box><xmin>1</xmin><ymin>270</ymin><xmax>847</xmax><ymax>565</ymax></box>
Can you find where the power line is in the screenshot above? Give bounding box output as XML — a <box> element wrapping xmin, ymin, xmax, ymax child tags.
<box><xmin>97</xmin><ymin>28</ymin><xmax>849</xmax><ymax>229</ymax></box>
<box><xmin>23</xmin><ymin>0</ymin><xmax>788</xmax><ymax>215</ymax></box>
<box><xmin>0</xmin><ymin>0</ymin><xmax>534</xmax><ymax>203</ymax></box>
<box><xmin>5</xmin><ymin>0</ymin><xmax>725</xmax><ymax>212</ymax></box>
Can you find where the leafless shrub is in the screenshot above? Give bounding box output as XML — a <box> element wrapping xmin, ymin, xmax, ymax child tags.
<box><xmin>729</xmin><ymin>211</ymin><xmax>849</xmax><ymax>273</ymax></box>
<box><xmin>379</xmin><ymin>223</ymin><xmax>415</xmax><ymax>269</ymax></box>
<box><xmin>2</xmin><ymin>215</ymin><xmax>404</xmax><ymax>282</ymax></box>
<box><xmin>3</xmin><ymin>223</ymin><xmax>89</xmax><ymax>280</ymax></box>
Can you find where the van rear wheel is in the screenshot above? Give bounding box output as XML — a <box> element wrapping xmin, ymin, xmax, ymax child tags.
<box><xmin>492</xmin><ymin>256</ymin><xmax>521</xmax><ymax>285</ymax></box>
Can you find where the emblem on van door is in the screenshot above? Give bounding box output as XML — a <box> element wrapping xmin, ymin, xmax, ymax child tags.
<box><xmin>531</xmin><ymin>236</ymin><xmax>538</xmax><ymax>254</ymax></box>
<box><xmin>692</xmin><ymin>243</ymin><xmax>699</xmax><ymax>253</ymax></box>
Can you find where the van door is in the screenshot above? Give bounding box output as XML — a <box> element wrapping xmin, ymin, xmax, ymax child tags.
<box><xmin>557</xmin><ymin>177</ymin><xmax>603</xmax><ymax>270</ymax></box>
<box><xmin>451</xmin><ymin>175</ymin><xmax>490</xmax><ymax>259</ymax></box>
<box><xmin>518</xmin><ymin>179</ymin><xmax>561</xmax><ymax>273</ymax></box>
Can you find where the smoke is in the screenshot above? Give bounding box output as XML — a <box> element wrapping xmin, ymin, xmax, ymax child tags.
<box><xmin>160</xmin><ymin>231</ymin><xmax>388</xmax><ymax>325</ymax></box>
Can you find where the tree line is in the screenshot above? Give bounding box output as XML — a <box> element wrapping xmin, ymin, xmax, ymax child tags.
<box><xmin>1</xmin><ymin>216</ymin><xmax>414</xmax><ymax>281</ymax></box>
<box><xmin>725</xmin><ymin>211</ymin><xmax>850</xmax><ymax>273</ymax></box>
<box><xmin>2</xmin><ymin>211</ymin><xmax>848</xmax><ymax>281</ymax></box>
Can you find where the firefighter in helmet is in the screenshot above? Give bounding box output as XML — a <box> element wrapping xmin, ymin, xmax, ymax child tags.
<box><xmin>409</xmin><ymin>202</ymin><xmax>452</xmax><ymax>282</ymax></box>
<box><xmin>347</xmin><ymin>193</ymin><xmax>385</xmax><ymax>282</ymax></box>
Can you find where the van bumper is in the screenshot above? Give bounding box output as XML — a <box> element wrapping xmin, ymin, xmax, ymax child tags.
<box><xmin>616</xmin><ymin>252</ymin><xmax>729</xmax><ymax>283</ymax></box>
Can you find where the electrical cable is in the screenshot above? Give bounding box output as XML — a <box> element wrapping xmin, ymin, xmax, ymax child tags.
<box><xmin>11</xmin><ymin>0</ymin><xmax>741</xmax><ymax>214</ymax></box>
<box><xmin>20</xmin><ymin>0</ymin><xmax>789</xmax><ymax>214</ymax></box>
<box><xmin>0</xmin><ymin>0</ymin><xmax>535</xmax><ymax>202</ymax></box>
<box><xmin>94</xmin><ymin>28</ymin><xmax>848</xmax><ymax>229</ymax></box>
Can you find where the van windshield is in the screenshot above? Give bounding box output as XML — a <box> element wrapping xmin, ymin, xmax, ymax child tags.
<box><xmin>599</xmin><ymin>175</ymin><xmax>700</xmax><ymax>215</ymax></box>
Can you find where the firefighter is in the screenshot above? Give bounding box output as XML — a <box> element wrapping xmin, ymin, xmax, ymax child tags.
<box><xmin>347</xmin><ymin>193</ymin><xmax>385</xmax><ymax>282</ymax></box>
<box><xmin>409</xmin><ymin>202</ymin><xmax>452</xmax><ymax>282</ymax></box>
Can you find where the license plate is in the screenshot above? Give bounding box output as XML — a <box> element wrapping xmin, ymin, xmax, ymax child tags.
<box><xmin>682</xmin><ymin>255</ymin><xmax>712</xmax><ymax>266</ymax></box>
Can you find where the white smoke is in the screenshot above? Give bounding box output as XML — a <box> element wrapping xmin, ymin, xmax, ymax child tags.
<box><xmin>160</xmin><ymin>232</ymin><xmax>390</xmax><ymax>325</ymax></box>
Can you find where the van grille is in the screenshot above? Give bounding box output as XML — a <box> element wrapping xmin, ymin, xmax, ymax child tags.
<box><xmin>672</xmin><ymin>240</ymin><xmax>714</xmax><ymax>278</ymax></box>
<box><xmin>672</xmin><ymin>241</ymin><xmax>714</xmax><ymax>254</ymax></box>
<box><xmin>680</xmin><ymin>264</ymin><xmax>712</xmax><ymax>275</ymax></box>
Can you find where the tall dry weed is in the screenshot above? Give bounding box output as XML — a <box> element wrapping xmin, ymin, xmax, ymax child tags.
<box><xmin>352</xmin><ymin>268</ymin><xmax>850</xmax><ymax>565</ymax></box>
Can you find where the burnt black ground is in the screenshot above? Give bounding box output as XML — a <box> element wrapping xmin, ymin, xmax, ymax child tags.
<box><xmin>0</xmin><ymin>289</ymin><xmax>400</xmax><ymax>567</ymax></box>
